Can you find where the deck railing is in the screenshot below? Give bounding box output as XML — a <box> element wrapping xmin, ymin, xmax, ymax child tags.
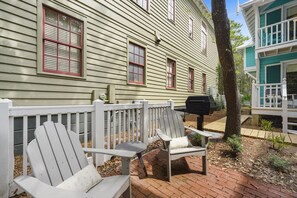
<box><xmin>0</xmin><ymin>99</ymin><xmax>173</xmax><ymax>197</ymax></box>
<box><xmin>258</xmin><ymin>17</ymin><xmax>297</xmax><ymax>48</ymax></box>
<box><xmin>251</xmin><ymin>79</ymin><xmax>287</xmax><ymax>109</ymax></box>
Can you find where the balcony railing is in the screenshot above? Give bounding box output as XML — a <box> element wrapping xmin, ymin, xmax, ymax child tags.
<box><xmin>258</xmin><ymin>17</ymin><xmax>297</xmax><ymax>48</ymax></box>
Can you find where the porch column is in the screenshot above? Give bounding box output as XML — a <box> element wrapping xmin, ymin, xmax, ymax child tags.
<box><xmin>282</xmin><ymin>78</ymin><xmax>288</xmax><ymax>133</ymax></box>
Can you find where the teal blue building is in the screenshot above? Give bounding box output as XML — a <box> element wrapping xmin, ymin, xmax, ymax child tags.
<box><xmin>240</xmin><ymin>0</ymin><xmax>297</xmax><ymax>134</ymax></box>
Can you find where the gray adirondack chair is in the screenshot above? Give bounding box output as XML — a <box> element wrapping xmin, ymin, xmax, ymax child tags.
<box><xmin>156</xmin><ymin>109</ymin><xmax>212</xmax><ymax>181</ymax></box>
<box><xmin>14</xmin><ymin>121</ymin><xmax>136</xmax><ymax>198</ymax></box>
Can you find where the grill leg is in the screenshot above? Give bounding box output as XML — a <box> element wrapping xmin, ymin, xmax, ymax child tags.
<box><xmin>197</xmin><ymin>115</ymin><xmax>204</xmax><ymax>131</ymax></box>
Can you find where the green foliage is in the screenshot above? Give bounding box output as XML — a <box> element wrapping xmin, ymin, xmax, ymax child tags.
<box><xmin>260</xmin><ymin>119</ymin><xmax>274</xmax><ymax>132</ymax></box>
<box><xmin>267</xmin><ymin>134</ymin><xmax>287</xmax><ymax>151</ymax></box>
<box><xmin>241</xmin><ymin>94</ymin><xmax>251</xmax><ymax>103</ymax></box>
<box><xmin>268</xmin><ymin>155</ymin><xmax>291</xmax><ymax>172</ymax></box>
<box><xmin>194</xmin><ymin>133</ymin><xmax>202</xmax><ymax>144</ymax></box>
<box><xmin>227</xmin><ymin>135</ymin><xmax>243</xmax><ymax>154</ymax></box>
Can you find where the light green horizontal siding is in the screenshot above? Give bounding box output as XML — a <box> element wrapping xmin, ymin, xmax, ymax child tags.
<box><xmin>0</xmin><ymin>0</ymin><xmax>218</xmax><ymax>107</ymax></box>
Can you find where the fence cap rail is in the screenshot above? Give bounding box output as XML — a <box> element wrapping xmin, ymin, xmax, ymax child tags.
<box><xmin>103</xmin><ymin>104</ymin><xmax>142</xmax><ymax>111</ymax></box>
<box><xmin>9</xmin><ymin>105</ymin><xmax>94</xmax><ymax>117</ymax></box>
<box><xmin>148</xmin><ymin>103</ymin><xmax>170</xmax><ymax>108</ymax></box>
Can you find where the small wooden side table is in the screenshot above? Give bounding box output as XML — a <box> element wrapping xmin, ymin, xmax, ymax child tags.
<box><xmin>115</xmin><ymin>142</ymin><xmax>148</xmax><ymax>176</ymax></box>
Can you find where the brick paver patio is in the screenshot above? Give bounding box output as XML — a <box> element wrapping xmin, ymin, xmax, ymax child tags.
<box><xmin>130</xmin><ymin>149</ymin><xmax>297</xmax><ymax>198</ymax></box>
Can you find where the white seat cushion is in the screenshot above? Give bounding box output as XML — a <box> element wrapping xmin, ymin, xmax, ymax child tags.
<box><xmin>170</xmin><ymin>136</ymin><xmax>190</xmax><ymax>149</ymax></box>
<box><xmin>57</xmin><ymin>164</ymin><xmax>102</xmax><ymax>193</ymax></box>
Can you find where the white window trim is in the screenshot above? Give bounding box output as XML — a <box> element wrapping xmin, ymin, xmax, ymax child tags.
<box><xmin>201</xmin><ymin>21</ymin><xmax>208</xmax><ymax>56</ymax></box>
<box><xmin>167</xmin><ymin>0</ymin><xmax>176</xmax><ymax>23</ymax></box>
<box><xmin>37</xmin><ymin>0</ymin><xmax>87</xmax><ymax>79</ymax></box>
<box><xmin>189</xmin><ymin>17</ymin><xmax>193</xmax><ymax>39</ymax></box>
<box><xmin>132</xmin><ymin>0</ymin><xmax>150</xmax><ymax>13</ymax></box>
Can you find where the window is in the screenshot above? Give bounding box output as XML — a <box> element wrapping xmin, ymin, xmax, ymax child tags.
<box><xmin>128</xmin><ymin>42</ymin><xmax>145</xmax><ymax>84</ymax></box>
<box><xmin>166</xmin><ymin>59</ymin><xmax>176</xmax><ymax>88</ymax></box>
<box><xmin>43</xmin><ymin>6</ymin><xmax>83</xmax><ymax>76</ymax></box>
<box><xmin>134</xmin><ymin>0</ymin><xmax>149</xmax><ymax>11</ymax></box>
<box><xmin>201</xmin><ymin>21</ymin><xmax>207</xmax><ymax>55</ymax></box>
<box><xmin>188</xmin><ymin>68</ymin><xmax>194</xmax><ymax>91</ymax></box>
<box><xmin>168</xmin><ymin>0</ymin><xmax>175</xmax><ymax>22</ymax></box>
<box><xmin>202</xmin><ymin>73</ymin><xmax>207</xmax><ymax>93</ymax></box>
<box><xmin>189</xmin><ymin>17</ymin><xmax>193</xmax><ymax>39</ymax></box>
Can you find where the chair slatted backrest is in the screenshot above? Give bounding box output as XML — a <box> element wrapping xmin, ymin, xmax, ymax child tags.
<box><xmin>159</xmin><ymin>109</ymin><xmax>184</xmax><ymax>138</ymax></box>
<box><xmin>27</xmin><ymin>121</ymin><xmax>88</xmax><ymax>186</ymax></box>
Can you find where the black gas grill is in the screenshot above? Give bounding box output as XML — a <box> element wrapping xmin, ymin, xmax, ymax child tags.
<box><xmin>185</xmin><ymin>95</ymin><xmax>217</xmax><ymax>130</ymax></box>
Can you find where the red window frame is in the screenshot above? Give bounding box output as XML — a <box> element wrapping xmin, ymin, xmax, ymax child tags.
<box><xmin>202</xmin><ymin>73</ymin><xmax>207</xmax><ymax>93</ymax></box>
<box><xmin>42</xmin><ymin>6</ymin><xmax>83</xmax><ymax>76</ymax></box>
<box><xmin>188</xmin><ymin>68</ymin><xmax>194</xmax><ymax>91</ymax></box>
<box><xmin>189</xmin><ymin>18</ymin><xmax>193</xmax><ymax>39</ymax></box>
<box><xmin>129</xmin><ymin>43</ymin><xmax>145</xmax><ymax>84</ymax></box>
<box><xmin>168</xmin><ymin>0</ymin><xmax>175</xmax><ymax>22</ymax></box>
<box><xmin>166</xmin><ymin>59</ymin><xmax>176</xmax><ymax>89</ymax></box>
<box><xmin>135</xmin><ymin>0</ymin><xmax>149</xmax><ymax>11</ymax></box>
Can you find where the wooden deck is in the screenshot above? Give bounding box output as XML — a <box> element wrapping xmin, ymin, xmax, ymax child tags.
<box><xmin>204</xmin><ymin>116</ymin><xmax>297</xmax><ymax>145</ymax></box>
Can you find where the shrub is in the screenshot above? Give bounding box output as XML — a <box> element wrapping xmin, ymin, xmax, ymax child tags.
<box><xmin>260</xmin><ymin>119</ymin><xmax>274</xmax><ymax>132</ymax></box>
<box><xmin>187</xmin><ymin>133</ymin><xmax>202</xmax><ymax>146</ymax></box>
<box><xmin>227</xmin><ymin>135</ymin><xmax>243</xmax><ymax>154</ymax></box>
<box><xmin>267</xmin><ymin>134</ymin><xmax>287</xmax><ymax>151</ymax></box>
<box><xmin>268</xmin><ymin>155</ymin><xmax>291</xmax><ymax>172</ymax></box>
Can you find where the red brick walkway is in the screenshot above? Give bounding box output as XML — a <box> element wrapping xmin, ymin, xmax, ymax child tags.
<box><xmin>130</xmin><ymin>150</ymin><xmax>297</xmax><ymax>198</ymax></box>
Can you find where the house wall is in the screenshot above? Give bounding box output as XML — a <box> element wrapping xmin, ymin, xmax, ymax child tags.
<box><xmin>259</xmin><ymin>52</ymin><xmax>297</xmax><ymax>84</ymax></box>
<box><xmin>0</xmin><ymin>0</ymin><xmax>218</xmax><ymax>107</ymax></box>
<box><xmin>246</xmin><ymin>46</ymin><xmax>256</xmax><ymax>67</ymax></box>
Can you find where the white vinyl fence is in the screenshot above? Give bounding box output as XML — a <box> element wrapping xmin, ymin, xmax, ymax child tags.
<box><xmin>0</xmin><ymin>99</ymin><xmax>173</xmax><ymax>198</ymax></box>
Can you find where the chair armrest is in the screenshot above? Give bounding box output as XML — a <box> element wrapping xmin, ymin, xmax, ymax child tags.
<box><xmin>14</xmin><ymin>176</ymin><xmax>89</xmax><ymax>198</ymax></box>
<box><xmin>83</xmin><ymin>148</ymin><xmax>136</xmax><ymax>158</ymax></box>
<box><xmin>156</xmin><ymin>129</ymin><xmax>172</xmax><ymax>142</ymax></box>
<box><xmin>184</xmin><ymin>126</ymin><xmax>212</xmax><ymax>137</ymax></box>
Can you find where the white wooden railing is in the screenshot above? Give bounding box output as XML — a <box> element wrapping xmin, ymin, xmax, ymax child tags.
<box><xmin>258</xmin><ymin>17</ymin><xmax>297</xmax><ymax>48</ymax></box>
<box><xmin>252</xmin><ymin>81</ymin><xmax>283</xmax><ymax>108</ymax></box>
<box><xmin>0</xmin><ymin>99</ymin><xmax>173</xmax><ymax>197</ymax></box>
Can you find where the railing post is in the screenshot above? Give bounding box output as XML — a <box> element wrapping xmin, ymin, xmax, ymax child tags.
<box><xmin>251</xmin><ymin>80</ymin><xmax>257</xmax><ymax>108</ymax></box>
<box><xmin>282</xmin><ymin>78</ymin><xmax>288</xmax><ymax>133</ymax></box>
<box><xmin>92</xmin><ymin>99</ymin><xmax>105</xmax><ymax>167</ymax></box>
<box><xmin>0</xmin><ymin>99</ymin><xmax>12</xmax><ymax>198</ymax></box>
<box><xmin>167</xmin><ymin>99</ymin><xmax>174</xmax><ymax>110</ymax></box>
<box><xmin>140</xmin><ymin>100</ymin><xmax>149</xmax><ymax>144</ymax></box>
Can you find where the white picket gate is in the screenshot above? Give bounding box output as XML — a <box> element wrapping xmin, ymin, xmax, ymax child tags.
<box><xmin>0</xmin><ymin>99</ymin><xmax>173</xmax><ymax>198</ymax></box>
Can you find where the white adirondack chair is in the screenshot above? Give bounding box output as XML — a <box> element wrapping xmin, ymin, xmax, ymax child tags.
<box><xmin>156</xmin><ymin>109</ymin><xmax>212</xmax><ymax>181</ymax></box>
<box><xmin>14</xmin><ymin>121</ymin><xmax>136</xmax><ymax>198</ymax></box>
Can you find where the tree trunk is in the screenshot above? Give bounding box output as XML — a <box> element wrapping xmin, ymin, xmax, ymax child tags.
<box><xmin>211</xmin><ymin>0</ymin><xmax>241</xmax><ymax>138</ymax></box>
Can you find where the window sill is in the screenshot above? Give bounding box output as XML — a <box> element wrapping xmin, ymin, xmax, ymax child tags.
<box><xmin>127</xmin><ymin>82</ymin><xmax>147</xmax><ymax>87</ymax></box>
<box><xmin>166</xmin><ymin>87</ymin><xmax>176</xmax><ymax>91</ymax></box>
<box><xmin>37</xmin><ymin>71</ymin><xmax>86</xmax><ymax>80</ymax></box>
<box><xmin>168</xmin><ymin>19</ymin><xmax>175</xmax><ymax>25</ymax></box>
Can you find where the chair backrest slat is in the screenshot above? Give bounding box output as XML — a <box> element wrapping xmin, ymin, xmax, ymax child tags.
<box><xmin>27</xmin><ymin>140</ymin><xmax>51</xmax><ymax>185</ymax></box>
<box><xmin>28</xmin><ymin>121</ymin><xmax>89</xmax><ymax>187</ymax></box>
<box><xmin>43</xmin><ymin>122</ymin><xmax>72</xmax><ymax>180</ymax></box>
<box><xmin>34</xmin><ymin>126</ymin><xmax>63</xmax><ymax>186</ymax></box>
<box><xmin>67</xmin><ymin>131</ymin><xmax>88</xmax><ymax>169</ymax></box>
<box><xmin>160</xmin><ymin>109</ymin><xmax>184</xmax><ymax>138</ymax></box>
<box><xmin>54</xmin><ymin>123</ymin><xmax>85</xmax><ymax>174</ymax></box>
